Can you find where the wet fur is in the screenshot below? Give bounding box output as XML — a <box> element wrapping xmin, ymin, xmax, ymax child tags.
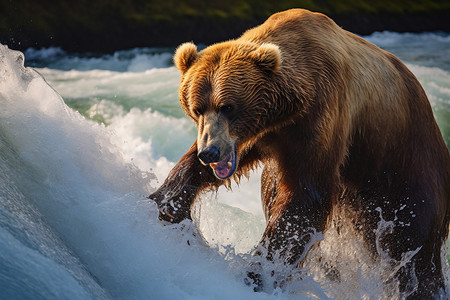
<box><xmin>150</xmin><ymin>9</ymin><xmax>450</xmax><ymax>298</ymax></box>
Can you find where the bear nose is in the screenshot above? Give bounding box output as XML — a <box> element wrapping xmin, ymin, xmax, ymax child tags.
<box><xmin>198</xmin><ymin>146</ymin><xmax>221</xmax><ymax>165</ymax></box>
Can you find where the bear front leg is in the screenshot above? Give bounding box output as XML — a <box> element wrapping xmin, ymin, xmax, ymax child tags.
<box><xmin>260</xmin><ymin>162</ymin><xmax>332</xmax><ymax>266</ymax></box>
<box><xmin>148</xmin><ymin>141</ymin><xmax>219</xmax><ymax>223</ymax></box>
<box><xmin>261</xmin><ymin>198</ymin><xmax>330</xmax><ymax>266</ymax></box>
<box><xmin>248</xmin><ymin>193</ymin><xmax>331</xmax><ymax>291</ymax></box>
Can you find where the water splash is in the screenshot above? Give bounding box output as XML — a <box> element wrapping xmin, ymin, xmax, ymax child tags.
<box><xmin>2</xmin><ymin>35</ymin><xmax>450</xmax><ymax>299</ymax></box>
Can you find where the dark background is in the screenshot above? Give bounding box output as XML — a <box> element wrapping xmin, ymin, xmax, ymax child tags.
<box><xmin>1</xmin><ymin>0</ymin><xmax>450</xmax><ymax>53</ymax></box>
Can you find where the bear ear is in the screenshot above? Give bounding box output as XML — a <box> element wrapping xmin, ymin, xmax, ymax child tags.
<box><xmin>249</xmin><ymin>43</ymin><xmax>282</xmax><ymax>73</ymax></box>
<box><xmin>174</xmin><ymin>42</ymin><xmax>198</xmax><ymax>74</ymax></box>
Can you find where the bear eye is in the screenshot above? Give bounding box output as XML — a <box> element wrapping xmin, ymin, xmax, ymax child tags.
<box><xmin>192</xmin><ymin>107</ymin><xmax>203</xmax><ymax>117</ymax></box>
<box><xmin>219</xmin><ymin>104</ymin><xmax>234</xmax><ymax>115</ymax></box>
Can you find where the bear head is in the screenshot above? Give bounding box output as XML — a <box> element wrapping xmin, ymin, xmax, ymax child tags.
<box><xmin>174</xmin><ymin>41</ymin><xmax>282</xmax><ymax>179</ymax></box>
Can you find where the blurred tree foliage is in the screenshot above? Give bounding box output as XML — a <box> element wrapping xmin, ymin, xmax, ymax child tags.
<box><xmin>1</xmin><ymin>0</ymin><xmax>449</xmax><ymax>52</ymax></box>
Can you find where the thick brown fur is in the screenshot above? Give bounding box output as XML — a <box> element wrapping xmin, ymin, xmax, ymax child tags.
<box><xmin>149</xmin><ymin>9</ymin><xmax>450</xmax><ymax>298</ymax></box>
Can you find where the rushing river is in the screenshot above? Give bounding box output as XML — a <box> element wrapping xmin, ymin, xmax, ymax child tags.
<box><xmin>1</xmin><ymin>31</ymin><xmax>449</xmax><ymax>299</ymax></box>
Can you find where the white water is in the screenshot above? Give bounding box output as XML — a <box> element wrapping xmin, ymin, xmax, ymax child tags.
<box><xmin>1</xmin><ymin>31</ymin><xmax>450</xmax><ymax>299</ymax></box>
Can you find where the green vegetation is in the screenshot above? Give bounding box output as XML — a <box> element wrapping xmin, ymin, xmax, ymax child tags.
<box><xmin>1</xmin><ymin>0</ymin><xmax>449</xmax><ymax>52</ymax></box>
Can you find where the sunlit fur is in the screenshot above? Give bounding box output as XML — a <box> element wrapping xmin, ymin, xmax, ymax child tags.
<box><xmin>175</xmin><ymin>40</ymin><xmax>286</xmax><ymax>183</ymax></box>
<box><xmin>174</xmin><ymin>42</ymin><xmax>198</xmax><ymax>74</ymax></box>
<box><xmin>151</xmin><ymin>9</ymin><xmax>450</xmax><ymax>298</ymax></box>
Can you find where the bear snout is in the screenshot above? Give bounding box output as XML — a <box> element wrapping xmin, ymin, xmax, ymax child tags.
<box><xmin>198</xmin><ymin>145</ymin><xmax>221</xmax><ymax>165</ymax></box>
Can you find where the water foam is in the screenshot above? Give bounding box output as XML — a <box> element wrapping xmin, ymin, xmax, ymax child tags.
<box><xmin>0</xmin><ymin>44</ymin><xmax>279</xmax><ymax>300</ymax></box>
<box><xmin>25</xmin><ymin>47</ymin><xmax>174</xmax><ymax>72</ymax></box>
<box><xmin>2</xmin><ymin>32</ymin><xmax>450</xmax><ymax>299</ymax></box>
<box><xmin>365</xmin><ymin>31</ymin><xmax>450</xmax><ymax>71</ymax></box>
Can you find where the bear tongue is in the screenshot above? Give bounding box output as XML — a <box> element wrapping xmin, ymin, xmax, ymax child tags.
<box><xmin>210</xmin><ymin>153</ymin><xmax>233</xmax><ymax>178</ymax></box>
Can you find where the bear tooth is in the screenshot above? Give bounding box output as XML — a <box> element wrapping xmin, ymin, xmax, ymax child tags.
<box><xmin>227</xmin><ymin>162</ymin><xmax>232</xmax><ymax>168</ymax></box>
<box><xmin>210</xmin><ymin>163</ymin><xmax>217</xmax><ymax>168</ymax></box>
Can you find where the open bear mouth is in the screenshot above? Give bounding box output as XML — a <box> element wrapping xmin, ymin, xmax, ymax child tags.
<box><xmin>209</xmin><ymin>150</ymin><xmax>237</xmax><ymax>179</ymax></box>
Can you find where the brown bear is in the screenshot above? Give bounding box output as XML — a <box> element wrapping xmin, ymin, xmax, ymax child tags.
<box><xmin>149</xmin><ymin>8</ymin><xmax>450</xmax><ymax>298</ymax></box>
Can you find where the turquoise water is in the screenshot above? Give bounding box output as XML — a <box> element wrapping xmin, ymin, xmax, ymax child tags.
<box><xmin>0</xmin><ymin>31</ymin><xmax>449</xmax><ymax>299</ymax></box>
